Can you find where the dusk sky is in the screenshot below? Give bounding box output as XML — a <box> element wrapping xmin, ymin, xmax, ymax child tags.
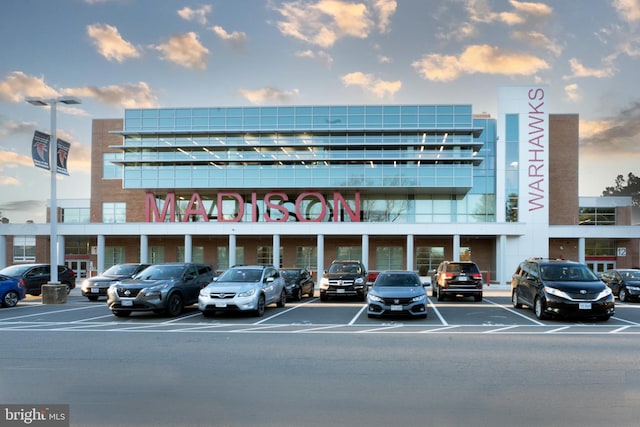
<box><xmin>1</xmin><ymin>0</ymin><xmax>639</xmax><ymax>223</ymax></box>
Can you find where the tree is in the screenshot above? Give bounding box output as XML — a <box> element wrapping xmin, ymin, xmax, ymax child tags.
<box><xmin>602</xmin><ymin>172</ymin><xmax>640</xmax><ymax>207</ymax></box>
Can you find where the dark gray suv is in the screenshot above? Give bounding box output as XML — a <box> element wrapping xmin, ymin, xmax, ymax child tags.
<box><xmin>431</xmin><ymin>261</ymin><xmax>483</xmax><ymax>301</ymax></box>
<box><xmin>107</xmin><ymin>262</ymin><xmax>216</xmax><ymax>317</ymax></box>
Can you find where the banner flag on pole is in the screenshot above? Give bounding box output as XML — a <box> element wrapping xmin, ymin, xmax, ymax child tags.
<box><xmin>31</xmin><ymin>130</ymin><xmax>50</xmax><ymax>170</ymax></box>
<box><xmin>56</xmin><ymin>138</ymin><xmax>70</xmax><ymax>175</ymax></box>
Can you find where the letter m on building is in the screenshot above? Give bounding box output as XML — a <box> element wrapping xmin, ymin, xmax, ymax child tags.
<box><xmin>145</xmin><ymin>192</ymin><xmax>176</xmax><ymax>222</ymax></box>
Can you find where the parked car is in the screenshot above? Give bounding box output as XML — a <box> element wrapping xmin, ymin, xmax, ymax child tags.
<box><xmin>81</xmin><ymin>263</ymin><xmax>150</xmax><ymax>301</ymax></box>
<box><xmin>511</xmin><ymin>258</ymin><xmax>615</xmax><ymax>321</ymax></box>
<box><xmin>367</xmin><ymin>270</ymin><xmax>428</xmax><ymax>319</ymax></box>
<box><xmin>319</xmin><ymin>260</ymin><xmax>368</xmax><ymax>301</ymax></box>
<box><xmin>280</xmin><ymin>267</ymin><xmax>315</xmax><ymax>300</ymax></box>
<box><xmin>198</xmin><ymin>265</ymin><xmax>286</xmax><ymax>317</ymax></box>
<box><xmin>107</xmin><ymin>262</ymin><xmax>216</xmax><ymax>317</ymax></box>
<box><xmin>0</xmin><ymin>264</ymin><xmax>76</xmax><ymax>296</ymax></box>
<box><xmin>600</xmin><ymin>269</ymin><xmax>640</xmax><ymax>302</ymax></box>
<box><xmin>431</xmin><ymin>261</ymin><xmax>483</xmax><ymax>301</ymax></box>
<box><xmin>0</xmin><ymin>274</ymin><xmax>26</xmax><ymax>308</ymax></box>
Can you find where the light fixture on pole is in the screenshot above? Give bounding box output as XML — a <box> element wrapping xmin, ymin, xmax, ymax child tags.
<box><xmin>26</xmin><ymin>96</ymin><xmax>81</xmax><ymax>285</ymax></box>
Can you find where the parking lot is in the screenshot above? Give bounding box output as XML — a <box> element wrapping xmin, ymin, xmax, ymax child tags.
<box><xmin>3</xmin><ymin>286</ymin><xmax>640</xmax><ymax>335</ymax></box>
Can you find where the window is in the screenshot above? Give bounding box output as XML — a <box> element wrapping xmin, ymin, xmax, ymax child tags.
<box><xmin>150</xmin><ymin>246</ymin><xmax>165</xmax><ymax>263</ymax></box>
<box><xmin>13</xmin><ymin>236</ymin><xmax>36</xmax><ymax>263</ymax></box>
<box><xmin>177</xmin><ymin>246</ymin><xmax>204</xmax><ymax>262</ymax></box>
<box><xmin>375</xmin><ymin>247</ymin><xmax>403</xmax><ymax>270</ymax></box>
<box><xmin>416</xmin><ymin>246</ymin><xmax>444</xmax><ymax>275</ymax></box>
<box><xmin>335</xmin><ymin>246</ymin><xmax>362</xmax><ymax>261</ymax></box>
<box><xmin>103</xmin><ymin>202</ymin><xmax>126</xmax><ymax>223</ymax></box>
<box><xmin>105</xmin><ymin>247</ymin><xmax>125</xmax><ymax>266</ymax></box>
<box><xmin>257</xmin><ymin>246</ymin><xmax>283</xmax><ymax>267</ymax></box>
<box><xmin>61</xmin><ymin>208</ymin><xmax>90</xmax><ymax>223</ymax></box>
<box><xmin>296</xmin><ymin>246</ymin><xmax>317</xmax><ymax>269</ymax></box>
<box><xmin>585</xmin><ymin>239</ymin><xmax>616</xmax><ymax>257</ymax></box>
<box><xmin>103</xmin><ymin>153</ymin><xmax>122</xmax><ymax>179</ymax></box>
<box><xmin>217</xmin><ymin>246</ymin><xmax>244</xmax><ymax>270</ymax></box>
<box><xmin>579</xmin><ymin>207</ymin><xmax>616</xmax><ymax>225</ymax></box>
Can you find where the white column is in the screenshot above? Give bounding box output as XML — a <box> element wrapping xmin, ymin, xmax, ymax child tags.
<box><xmin>97</xmin><ymin>235</ymin><xmax>105</xmax><ymax>273</ymax></box>
<box><xmin>57</xmin><ymin>235</ymin><xmax>65</xmax><ymax>266</ymax></box>
<box><xmin>406</xmin><ymin>234</ymin><xmax>414</xmax><ymax>271</ymax></box>
<box><xmin>578</xmin><ymin>238</ymin><xmax>585</xmax><ymax>264</ymax></box>
<box><xmin>140</xmin><ymin>235</ymin><xmax>148</xmax><ymax>263</ymax></box>
<box><xmin>0</xmin><ymin>235</ymin><xmax>6</xmax><ymax>269</ymax></box>
<box><xmin>273</xmin><ymin>234</ymin><xmax>280</xmax><ymax>267</ymax></box>
<box><xmin>316</xmin><ymin>234</ymin><xmax>324</xmax><ymax>278</ymax></box>
<box><xmin>497</xmin><ymin>235</ymin><xmax>507</xmax><ymax>286</ymax></box>
<box><xmin>229</xmin><ymin>234</ymin><xmax>237</xmax><ymax>267</ymax></box>
<box><xmin>184</xmin><ymin>234</ymin><xmax>192</xmax><ymax>262</ymax></box>
<box><xmin>362</xmin><ymin>234</ymin><xmax>369</xmax><ymax>271</ymax></box>
<box><xmin>453</xmin><ymin>234</ymin><xmax>461</xmax><ymax>261</ymax></box>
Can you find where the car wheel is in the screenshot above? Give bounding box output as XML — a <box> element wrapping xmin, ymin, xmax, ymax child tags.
<box><xmin>320</xmin><ymin>293</ymin><xmax>328</xmax><ymax>302</ymax></box>
<box><xmin>277</xmin><ymin>289</ymin><xmax>286</xmax><ymax>308</ymax></box>
<box><xmin>619</xmin><ymin>287</ymin><xmax>627</xmax><ymax>302</ymax></box>
<box><xmin>474</xmin><ymin>294</ymin><xmax>483</xmax><ymax>302</ymax></box>
<box><xmin>87</xmin><ymin>296</ymin><xmax>99</xmax><ymax>302</ymax></box>
<box><xmin>255</xmin><ymin>294</ymin><xmax>266</xmax><ymax>316</ymax></box>
<box><xmin>165</xmin><ymin>293</ymin><xmax>183</xmax><ymax>317</ymax></box>
<box><xmin>112</xmin><ymin>310</ymin><xmax>130</xmax><ymax>317</ymax></box>
<box><xmin>63</xmin><ymin>283</ymin><xmax>71</xmax><ymax>295</ymax></box>
<box><xmin>431</xmin><ymin>284</ymin><xmax>437</xmax><ymax>297</ymax></box>
<box><xmin>512</xmin><ymin>290</ymin><xmax>523</xmax><ymax>309</ymax></box>
<box><xmin>2</xmin><ymin>291</ymin><xmax>19</xmax><ymax>308</ymax></box>
<box><xmin>534</xmin><ymin>297</ymin><xmax>548</xmax><ymax>320</ymax></box>
<box><xmin>307</xmin><ymin>287</ymin><xmax>315</xmax><ymax>298</ymax></box>
<box><xmin>295</xmin><ymin>288</ymin><xmax>302</xmax><ymax>301</ymax></box>
<box><xmin>436</xmin><ymin>287</ymin><xmax>445</xmax><ymax>301</ymax></box>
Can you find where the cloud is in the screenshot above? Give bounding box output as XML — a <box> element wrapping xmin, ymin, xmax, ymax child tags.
<box><xmin>564</xmin><ymin>83</ymin><xmax>581</xmax><ymax>102</ymax></box>
<box><xmin>0</xmin><ymin>118</ymin><xmax>36</xmax><ymax>138</ymax></box>
<box><xmin>412</xmin><ymin>44</ymin><xmax>549</xmax><ymax>82</ymax></box>
<box><xmin>564</xmin><ymin>57</ymin><xmax>615</xmax><ymax>79</ymax></box>
<box><xmin>340</xmin><ymin>71</ymin><xmax>401</xmax><ymax>98</ymax></box>
<box><xmin>613</xmin><ymin>0</ymin><xmax>640</xmax><ymax>23</ymax></box>
<box><xmin>580</xmin><ymin>102</ymin><xmax>640</xmax><ymax>154</ymax></box>
<box><xmin>273</xmin><ymin>0</ymin><xmax>396</xmax><ymax>48</ymax></box>
<box><xmin>177</xmin><ymin>5</ymin><xmax>212</xmax><ymax>25</ymax></box>
<box><xmin>0</xmin><ymin>150</ymin><xmax>33</xmax><ymax>168</ymax></box>
<box><xmin>295</xmin><ymin>49</ymin><xmax>334</xmax><ymax>67</ymax></box>
<box><xmin>152</xmin><ymin>32</ymin><xmax>209</xmax><ymax>70</ymax></box>
<box><xmin>87</xmin><ymin>23</ymin><xmax>141</xmax><ymax>62</ymax></box>
<box><xmin>467</xmin><ymin>0</ymin><xmax>552</xmax><ymax>25</ymax></box>
<box><xmin>0</xmin><ymin>199</ymin><xmax>44</xmax><ymax>214</ymax></box>
<box><xmin>511</xmin><ymin>30</ymin><xmax>562</xmax><ymax>56</ymax></box>
<box><xmin>238</xmin><ymin>87</ymin><xmax>300</xmax><ymax>104</ymax></box>
<box><xmin>66</xmin><ymin>82</ymin><xmax>158</xmax><ymax>108</ymax></box>
<box><xmin>211</xmin><ymin>25</ymin><xmax>248</xmax><ymax>49</ymax></box>
<box><xmin>0</xmin><ymin>71</ymin><xmax>59</xmax><ymax>103</ymax></box>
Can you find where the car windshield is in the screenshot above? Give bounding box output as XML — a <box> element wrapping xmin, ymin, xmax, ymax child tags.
<box><xmin>375</xmin><ymin>273</ymin><xmax>420</xmax><ymax>287</ymax></box>
<box><xmin>136</xmin><ymin>265</ymin><xmax>184</xmax><ymax>280</ymax></box>
<box><xmin>0</xmin><ymin>265</ymin><xmax>32</xmax><ymax>275</ymax></box>
<box><xmin>621</xmin><ymin>270</ymin><xmax>640</xmax><ymax>280</ymax></box>
<box><xmin>329</xmin><ymin>264</ymin><xmax>361</xmax><ymax>274</ymax></box>
<box><xmin>448</xmin><ymin>264</ymin><xmax>479</xmax><ymax>274</ymax></box>
<box><xmin>218</xmin><ymin>268</ymin><xmax>262</xmax><ymax>282</ymax></box>
<box><xmin>540</xmin><ymin>265</ymin><xmax>598</xmax><ymax>281</ymax></box>
<box><xmin>280</xmin><ymin>270</ymin><xmax>300</xmax><ymax>279</ymax></box>
<box><xmin>104</xmin><ymin>264</ymin><xmax>139</xmax><ymax>276</ymax></box>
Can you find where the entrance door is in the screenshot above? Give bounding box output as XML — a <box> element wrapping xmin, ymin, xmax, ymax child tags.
<box><xmin>586</xmin><ymin>260</ymin><xmax>615</xmax><ymax>276</ymax></box>
<box><xmin>67</xmin><ymin>260</ymin><xmax>89</xmax><ymax>279</ymax></box>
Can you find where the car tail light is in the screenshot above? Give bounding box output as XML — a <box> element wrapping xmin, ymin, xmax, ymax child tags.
<box><xmin>18</xmin><ymin>279</ymin><xmax>26</xmax><ymax>289</ymax></box>
<box><xmin>471</xmin><ymin>273</ymin><xmax>483</xmax><ymax>280</ymax></box>
<box><xmin>444</xmin><ymin>273</ymin><xmax>454</xmax><ymax>279</ymax></box>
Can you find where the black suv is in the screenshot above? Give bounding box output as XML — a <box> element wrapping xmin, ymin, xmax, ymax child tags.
<box><xmin>107</xmin><ymin>262</ymin><xmax>216</xmax><ymax>317</ymax></box>
<box><xmin>511</xmin><ymin>258</ymin><xmax>614</xmax><ymax>321</ymax></box>
<box><xmin>319</xmin><ymin>260</ymin><xmax>368</xmax><ymax>301</ymax></box>
<box><xmin>0</xmin><ymin>263</ymin><xmax>76</xmax><ymax>296</ymax></box>
<box><xmin>431</xmin><ymin>261</ymin><xmax>483</xmax><ymax>301</ymax></box>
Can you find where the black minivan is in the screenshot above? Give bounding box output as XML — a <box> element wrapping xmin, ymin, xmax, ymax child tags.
<box><xmin>511</xmin><ymin>258</ymin><xmax>614</xmax><ymax>321</ymax></box>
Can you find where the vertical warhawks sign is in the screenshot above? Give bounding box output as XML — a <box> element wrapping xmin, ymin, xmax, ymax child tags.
<box><xmin>526</xmin><ymin>88</ymin><xmax>547</xmax><ymax>213</ymax></box>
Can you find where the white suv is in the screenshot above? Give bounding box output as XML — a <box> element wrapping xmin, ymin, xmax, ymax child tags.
<box><xmin>198</xmin><ymin>265</ymin><xmax>286</xmax><ymax>317</ymax></box>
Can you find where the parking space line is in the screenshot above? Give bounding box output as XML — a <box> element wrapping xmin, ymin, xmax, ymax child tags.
<box><xmin>610</xmin><ymin>325</ymin><xmax>631</xmax><ymax>333</ymax></box>
<box><xmin>426</xmin><ymin>297</ymin><xmax>448</xmax><ymax>326</ymax></box>
<box><xmin>610</xmin><ymin>316</ymin><xmax>640</xmax><ymax>326</ymax></box>
<box><xmin>0</xmin><ymin>305</ymin><xmax>100</xmax><ymax>321</ymax></box>
<box><xmin>254</xmin><ymin>301</ymin><xmax>313</xmax><ymax>324</ymax></box>
<box><xmin>293</xmin><ymin>324</ymin><xmax>343</xmax><ymax>333</ymax></box>
<box><xmin>483</xmin><ymin>325</ymin><xmax>519</xmax><ymax>333</ymax></box>
<box><xmin>545</xmin><ymin>326</ymin><xmax>570</xmax><ymax>333</ymax></box>
<box><xmin>483</xmin><ymin>298</ymin><xmax>545</xmax><ymax>326</ymax></box>
<box><xmin>357</xmin><ymin>324</ymin><xmax>404</xmax><ymax>333</ymax></box>
<box><xmin>420</xmin><ymin>325</ymin><xmax>460</xmax><ymax>333</ymax></box>
<box><xmin>348</xmin><ymin>305</ymin><xmax>367</xmax><ymax>325</ymax></box>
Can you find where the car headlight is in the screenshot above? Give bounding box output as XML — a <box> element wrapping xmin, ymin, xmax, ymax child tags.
<box><xmin>199</xmin><ymin>289</ymin><xmax>209</xmax><ymax>297</ymax></box>
<box><xmin>142</xmin><ymin>284</ymin><xmax>168</xmax><ymax>297</ymax></box>
<box><xmin>319</xmin><ymin>278</ymin><xmax>329</xmax><ymax>289</ymax></box>
<box><xmin>543</xmin><ymin>286</ymin><xmax>571</xmax><ymax>300</ymax></box>
<box><xmin>368</xmin><ymin>294</ymin><xmax>383</xmax><ymax>303</ymax></box>
<box><xmin>411</xmin><ymin>294</ymin><xmax>427</xmax><ymax>303</ymax></box>
<box><xmin>627</xmin><ymin>286</ymin><xmax>640</xmax><ymax>291</ymax></box>
<box><xmin>595</xmin><ymin>287</ymin><xmax>613</xmax><ymax>299</ymax></box>
<box><xmin>238</xmin><ymin>288</ymin><xmax>256</xmax><ymax>298</ymax></box>
<box><xmin>81</xmin><ymin>279</ymin><xmax>90</xmax><ymax>289</ymax></box>
<box><xmin>354</xmin><ymin>277</ymin><xmax>364</xmax><ymax>285</ymax></box>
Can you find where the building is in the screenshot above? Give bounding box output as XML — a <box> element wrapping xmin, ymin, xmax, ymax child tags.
<box><xmin>2</xmin><ymin>86</ymin><xmax>639</xmax><ymax>282</ymax></box>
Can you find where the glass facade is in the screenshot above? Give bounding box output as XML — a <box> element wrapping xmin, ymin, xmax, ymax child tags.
<box><xmin>113</xmin><ymin>105</ymin><xmax>497</xmax><ymax>224</ymax></box>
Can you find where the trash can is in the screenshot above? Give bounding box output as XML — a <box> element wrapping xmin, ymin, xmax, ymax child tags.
<box><xmin>41</xmin><ymin>284</ymin><xmax>68</xmax><ymax>304</ymax></box>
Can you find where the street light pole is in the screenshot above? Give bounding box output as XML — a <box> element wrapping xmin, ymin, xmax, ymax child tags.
<box><xmin>26</xmin><ymin>96</ymin><xmax>81</xmax><ymax>285</ymax></box>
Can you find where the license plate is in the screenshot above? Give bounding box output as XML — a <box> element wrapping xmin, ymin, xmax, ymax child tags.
<box><xmin>579</xmin><ymin>303</ymin><xmax>592</xmax><ymax>310</ymax></box>
<box><xmin>337</xmin><ymin>288</ymin><xmax>345</xmax><ymax>294</ymax></box>
<box><xmin>121</xmin><ymin>300</ymin><xmax>133</xmax><ymax>307</ymax></box>
<box><xmin>215</xmin><ymin>302</ymin><xmax>227</xmax><ymax>308</ymax></box>
<box><xmin>391</xmin><ymin>305</ymin><xmax>403</xmax><ymax>311</ymax></box>
<box><xmin>91</xmin><ymin>288</ymin><xmax>99</xmax><ymax>294</ymax></box>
